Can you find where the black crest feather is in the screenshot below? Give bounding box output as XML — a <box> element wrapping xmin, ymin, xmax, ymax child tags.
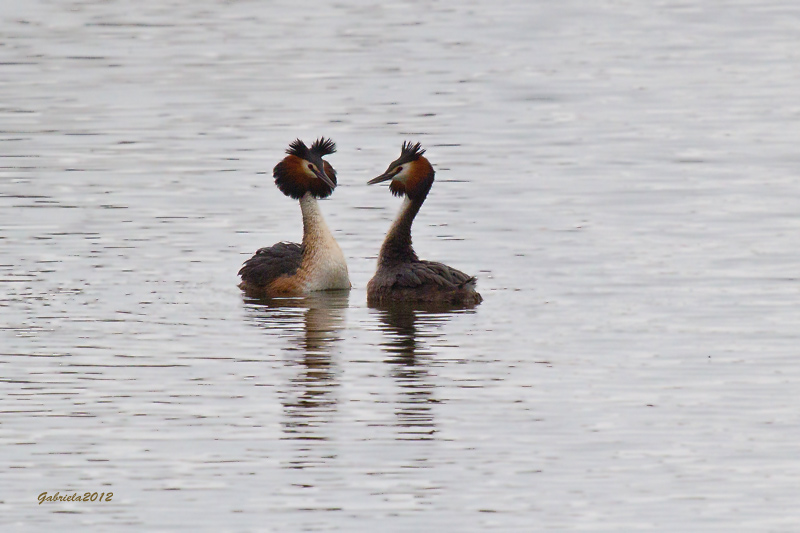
<box><xmin>395</xmin><ymin>141</ymin><xmax>426</xmax><ymax>166</ymax></box>
<box><xmin>310</xmin><ymin>137</ymin><xmax>336</xmax><ymax>157</ymax></box>
<box><xmin>286</xmin><ymin>138</ymin><xmax>310</xmax><ymax>159</ymax></box>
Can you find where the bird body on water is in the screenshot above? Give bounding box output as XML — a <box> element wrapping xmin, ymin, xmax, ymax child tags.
<box><xmin>238</xmin><ymin>138</ymin><xmax>350</xmax><ymax>297</ymax></box>
<box><xmin>367</xmin><ymin>142</ymin><xmax>482</xmax><ymax>307</ymax></box>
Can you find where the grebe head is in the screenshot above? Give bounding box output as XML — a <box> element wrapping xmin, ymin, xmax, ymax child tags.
<box><xmin>274</xmin><ymin>137</ymin><xmax>338</xmax><ymax>199</ymax></box>
<box><xmin>368</xmin><ymin>141</ymin><xmax>435</xmax><ymax>201</ymax></box>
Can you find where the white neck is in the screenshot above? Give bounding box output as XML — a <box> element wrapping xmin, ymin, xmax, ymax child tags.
<box><xmin>378</xmin><ymin>196</ymin><xmax>419</xmax><ymax>265</ymax></box>
<box><xmin>298</xmin><ymin>192</ymin><xmax>351</xmax><ymax>291</ymax></box>
<box><xmin>300</xmin><ymin>193</ymin><xmax>333</xmax><ymax>246</ymax></box>
<box><xmin>388</xmin><ymin>197</ymin><xmax>413</xmax><ymax>232</ymax></box>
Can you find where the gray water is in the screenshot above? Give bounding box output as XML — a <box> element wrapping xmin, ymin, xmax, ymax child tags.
<box><xmin>3</xmin><ymin>1</ymin><xmax>800</xmax><ymax>531</ymax></box>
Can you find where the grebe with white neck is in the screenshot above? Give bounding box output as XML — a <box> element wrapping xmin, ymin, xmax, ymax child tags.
<box><xmin>366</xmin><ymin>142</ymin><xmax>482</xmax><ymax>306</ymax></box>
<box><xmin>238</xmin><ymin>138</ymin><xmax>351</xmax><ymax>297</ymax></box>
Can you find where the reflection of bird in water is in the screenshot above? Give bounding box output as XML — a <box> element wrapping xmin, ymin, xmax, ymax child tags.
<box><xmin>243</xmin><ymin>291</ymin><xmax>348</xmax><ymax>456</ymax></box>
<box><xmin>367</xmin><ymin>142</ymin><xmax>482</xmax><ymax>306</ymax></box>
<box><xmin>238</xmin><ymin>137</ymin><xmax>351</xmax><ymax>297</ymax></box>
<box><xmin>373</xmin><ymin>304</ymin><xmax>469</xmax><ymax>440</ymax></box>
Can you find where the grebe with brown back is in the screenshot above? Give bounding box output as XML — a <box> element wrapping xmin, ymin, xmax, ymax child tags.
<box><xmin>367</xmin><ymin>142</ymin><xmax>482</xmax><ymax>306</ymax></box>
<box><xmin>239</xmin><ymin>138</ymin><xmax>351</xmax><ymax>297</ymax></box>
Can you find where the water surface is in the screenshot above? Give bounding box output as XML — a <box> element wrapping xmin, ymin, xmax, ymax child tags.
<box><xmin>2</xmin><ymin>1</ymin><xmax>800</xmax><ymax>531</ymax></box>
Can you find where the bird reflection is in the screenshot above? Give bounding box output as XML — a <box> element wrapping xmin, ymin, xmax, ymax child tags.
<box><xmin>243</xmin><ymin>290</ymin><xmax>349</xmax><ymax>466</ymax></box>
<box><xmin>371</xmin><ymin>303</ymin><xmax>468</xmax><ymax>441</ymax></box>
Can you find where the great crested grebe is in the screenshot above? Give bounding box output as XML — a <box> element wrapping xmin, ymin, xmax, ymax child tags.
<box><xmin>238</xmin><ymin>138</ymin><xmax>351</xmax><ymax>297</ymax></box>
<box><xmin>366</xmin><ymin>142</ymin><xmax>482</xmax><ymax>306</ymax></box>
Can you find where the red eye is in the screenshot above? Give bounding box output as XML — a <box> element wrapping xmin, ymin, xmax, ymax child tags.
<box><xmin>308</xmin><ymin>164</ymin><xmax>314</xmax><ymax>170</ymax></box>
<box><xmin>397</xmin><ymin>166</ymin><xmax>403</xmax><ymax>172</ymax></box>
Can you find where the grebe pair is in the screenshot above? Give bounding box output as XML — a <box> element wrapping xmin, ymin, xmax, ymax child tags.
<box><xmin>238</xmin><ymin>138</ymin><xmax>482</xmax><ymax>306</ymax></box>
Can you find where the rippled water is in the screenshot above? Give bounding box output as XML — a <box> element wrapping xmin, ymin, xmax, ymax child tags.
<box><xmin>3</xmin><ymin>1</ymin><xmax>800</xmax><ymax>531</ymax></box>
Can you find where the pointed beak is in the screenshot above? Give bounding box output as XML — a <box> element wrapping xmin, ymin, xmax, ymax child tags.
<box><xmin>313</xmin><ymin>167</ymin><xmax>336</xmax><ymax>189</ymax></box>
<box><xmin>368</xmin><ymin>169</ymin><xmax>397</xmax><ymax>185</ymax></box>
